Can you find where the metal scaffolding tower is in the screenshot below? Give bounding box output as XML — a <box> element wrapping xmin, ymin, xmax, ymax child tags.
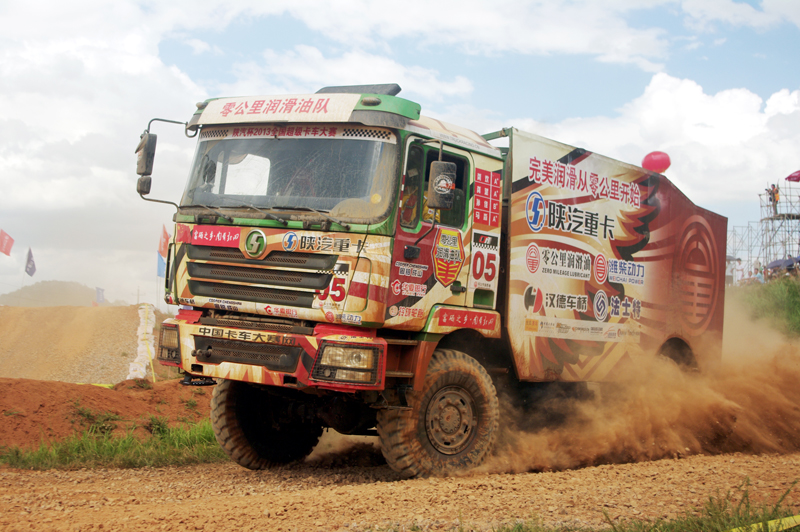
<box><xmin>727</xmin><ymin>181</ymin><xmax>800</xmax><ymax>273</ymax></box>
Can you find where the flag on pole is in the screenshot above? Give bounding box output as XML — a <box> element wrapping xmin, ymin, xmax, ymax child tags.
<box><xmin>157</xmin><ymin>225</ymin><xmax>170</xmax><ymax>277</ymax></box>
<box><xmin>0</xmin><ymin>230</ymin><xmax>13</xmax><ymax>256</ymax></box>
<box><xmin>25</xmin><ymin>248</ymin><xmax>36</xmax><ymax>277</ymax></box>
<box><xmin>96</xmin><ymin>287</ymin><xmax>105</xmax><ymax>305</ymax></box>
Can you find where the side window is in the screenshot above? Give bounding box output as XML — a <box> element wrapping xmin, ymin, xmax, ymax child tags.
<box><xmin>423</xmin><ymin>150</ymin><xmax>468</xmax><ymax>228</ymax></box>
<box><xmin>399</xmin><ymin>145</ymin><xmax>423</xmax><ymax>228</ymax></box>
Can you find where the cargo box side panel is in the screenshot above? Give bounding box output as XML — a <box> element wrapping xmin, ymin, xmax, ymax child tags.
<box><xmin>505</xmin><ymin>129</ymin><xmax>725</xmax><ymax>382</ymax></box>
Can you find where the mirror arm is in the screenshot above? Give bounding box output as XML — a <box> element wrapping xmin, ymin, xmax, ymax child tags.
<box><xmin>139</xmin><ymin>193</ymin><xmax>179</xmax><ymax>212</ymax></box>
<box><xmin>414</xmin><ymin>213</ymin><xmax>437</xmax><ymax>247</ymax></box>
<box><xmin>147</xmin><ymin>117</ymin><xmax>187</xmax><ymax>133</ymax></box>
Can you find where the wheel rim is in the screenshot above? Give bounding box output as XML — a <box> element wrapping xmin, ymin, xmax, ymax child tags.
<box><xmin>425</xmin><ymin>385</ymin><xmax>477</xmax><ymax>455</ymax></box>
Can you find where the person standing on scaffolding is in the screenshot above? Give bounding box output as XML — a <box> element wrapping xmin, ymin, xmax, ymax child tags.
<box><xmin>769</xmin><ymin>183</ymin><xmax>780</xmax><ymax>216</ymax></box>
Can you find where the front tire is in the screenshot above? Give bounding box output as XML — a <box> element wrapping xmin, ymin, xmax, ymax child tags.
<box><xmin>211</xmin><ymin>379</ymin><xmax>322</xmax><ymax>469</ymax></box>
<box><xmin>376</xmin><ymin>349</ymin><xmax>499</xmax><ymax>477</ymax></box>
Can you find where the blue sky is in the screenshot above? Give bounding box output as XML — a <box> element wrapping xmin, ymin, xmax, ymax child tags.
<box><xmin>0</xmin><ymin>1</ymin><xmax>798</xmax><ymax>304</ymax></box>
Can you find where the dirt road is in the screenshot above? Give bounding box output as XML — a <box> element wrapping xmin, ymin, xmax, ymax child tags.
<box><xmin>1</xmin><ymin>452</ymin><xmax>798</xmax><ymax>531</ymax></box>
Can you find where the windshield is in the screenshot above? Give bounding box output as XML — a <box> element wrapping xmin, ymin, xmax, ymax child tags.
<box><xmin>181</xmin><ymin>125</ymin><xmax>399</xmax><ymax>224</ymax></box>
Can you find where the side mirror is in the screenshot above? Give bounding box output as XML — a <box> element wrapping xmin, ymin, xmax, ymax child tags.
<box><xmin>137</xmin><ymin>176</ymin><xmax>152</xmax><ymax>195</ymax></box>
<box><xmin>426</xmin><ymin>161</ymin><xmax>457</xmax><ymax>210</ymax></box>
<box><xmin>135</xmin><ymin>132</ymin><xmax>157</xmax><ymax>176</ymax></box>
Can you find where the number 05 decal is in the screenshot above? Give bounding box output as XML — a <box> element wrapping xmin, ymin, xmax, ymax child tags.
<box><xmin>319</xmin><ymin>278</ymin><xmax>347</xmax><ymax>302</ymax></box>
<box><xmin>472</xmin><ymin>251</ymin><xmax>497</xmax><ymax>282</ymax></box>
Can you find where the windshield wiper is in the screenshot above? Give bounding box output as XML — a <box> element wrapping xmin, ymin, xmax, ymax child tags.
<box><xmin>182</xmin><ymin>204</ymin><xmax>234</xmax><ymax>223</ymax></box>
<box><xmin>271</xmin><ymin>205</ymin><xmax>351</xmax><ymax>230</ymax></box>
<box><xmin>226</xmin><ymin>204</ymin><xmax>288</xmax><ymax>226</ymax></box>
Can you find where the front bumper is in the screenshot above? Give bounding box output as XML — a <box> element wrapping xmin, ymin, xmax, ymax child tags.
<box><xmin>157</xmin><ymin>314</ymin><xmax>386</xmax><ymax>392</ymax></box>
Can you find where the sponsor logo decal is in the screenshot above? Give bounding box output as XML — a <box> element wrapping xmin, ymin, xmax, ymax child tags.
<box><xmin>609</xmin><ymin>296</ymin><xmax>642</xmax><ymax>319</ymax></box>
<box><xmin>395</xmin><ymin>261</ymin><xmax>428</xmax><ymax>278</ymax></box>
<box><xmin>282</xmin><ymin>232</ymin><xmax>298</xmax><ymax>252</ymax></box>
<box><xmin>191</xmin><ymin>226</ymin><xmax>240</xmax><ymax>248</ymax></box>
<box><xmin>264</xmin><ymin>305</ymin><xmax>298</xmax><ymax>318</ymax></box>
<box><xmin>544</xmin><ymin>293</ymin><xmax>589</xmax><ymax>312</ymax></box>
<box><xmin>608</xmin><ymin>259</ymin><xmax>645</xmax><ymax>285</ymax></box>
<box><xmin>438</xmin><ymin>308</ymin><xmax>497</xmax><ymax>330</ymax></box>
<box><xmin>594</xmin><ymin>253</ymin><xmax>607</xmax><ymax>284</ymax></box>
<box><xmin>538</xmin><ymin>247</ymin><xmax>591</xmax><ymax>280</ymax></box>
<box><xmin>523</xmin><ymin>286</ymin><xmax>544</xmax><ymax>313</ymax></box>
<box><xmin>434</xmin><ymin>175</ymin><xmax>454</xmax><ymax>194</ymax></box>
<box><xmin>526</xmin><ymin>191</ymin><xmax>546</xmax><ymax>232</ymax></box>
<box><xmin>594</xmin><ymin>290</ymin><xmax>608</xmax><ymax>322</ymax></box>
<box><xmin>474</xmin><ymin>169</ymin><xmax>501</xmax><ymax>227</ymax></box>
<box><xmin>431</xmin><ymin>227</ymin><xmax>464</xmax><ymax>287</ymax></box>
<box><xmin>526</xmin><ymin>244</ymin><xmax>540</xmax><ymax>274</ymax></box>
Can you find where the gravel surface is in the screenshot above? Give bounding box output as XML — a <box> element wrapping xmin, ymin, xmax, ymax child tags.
<box><xmin>1</xmin><ymin>452</ymin><xmax>798</xmax><ymax>531</ymax></box>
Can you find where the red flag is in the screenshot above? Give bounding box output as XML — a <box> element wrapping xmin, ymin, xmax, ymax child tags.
<box><xmin>158</xmin><ymin>225</ymin><xmax>170</xmax><ymax>258</ymax></box>
<box><xmin>0</xmin><ymin>230</ymin><xmax>13</xmax><ymax>256</ymax></box>
<box><xmin>786</xmin><ymin>170</ymin><xmax>800</xmax><ymax>182</ymax></box>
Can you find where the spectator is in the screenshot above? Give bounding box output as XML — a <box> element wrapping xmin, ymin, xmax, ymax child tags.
<box><xmin>735</xmin><ymin>258</ymin><xmax>745</xmax><ymax>285</ymax></box>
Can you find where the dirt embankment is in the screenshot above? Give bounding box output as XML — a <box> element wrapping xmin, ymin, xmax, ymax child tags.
<box><xmin>0</xmin><ymin>378</ymin><xmax>213</xmax><ymax>449</ymax></box>
<box><xmin>0</xmin><ymin>306</ymin><xmax>141</xmax><ymax>385</ymax></box>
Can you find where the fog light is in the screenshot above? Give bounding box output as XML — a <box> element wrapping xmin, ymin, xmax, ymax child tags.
<box><xmin>335</xmin><ymin>369</ymin><xmax>373</xmax><ymax>383</ymax></box>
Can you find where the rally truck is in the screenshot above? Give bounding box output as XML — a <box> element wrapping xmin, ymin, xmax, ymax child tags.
<box><xmin>136</xmin><ymin>83</ymin><xmax>726</xmax><ymax>477</ymax></box>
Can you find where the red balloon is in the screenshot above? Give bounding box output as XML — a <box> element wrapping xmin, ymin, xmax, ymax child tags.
<box><xmin>642</xmin><ymin>151</ymin><xmax>671</xmax><ymax>173</ymax></box>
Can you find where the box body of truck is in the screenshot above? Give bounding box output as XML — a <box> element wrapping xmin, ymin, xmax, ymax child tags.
<box><xmin>139</xmin><ymin>85</ymin><xmax>725</xmax><ymax>476</ymax></box>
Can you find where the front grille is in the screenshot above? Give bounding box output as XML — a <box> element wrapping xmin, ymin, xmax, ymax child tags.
<box><xmin>187</xmin><ymin>245</ymin><xmax>338</xmax><ymax>270</ymax></box>
<box><xmin>194</xmin><ymin>337</ymin><xmax>302</xmax><ymax>372</ymax></box>
<box><xmin>187</xmin><ymin>262</ymin><xmax>331</xmax><ymax>290</ymax></box>
<box><xmin>188</xmin><ymin>280</ymin><xmax>315</xmax><ymax>307</ymax></box>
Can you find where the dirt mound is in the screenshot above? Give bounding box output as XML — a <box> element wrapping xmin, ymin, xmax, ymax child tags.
<box><xmin>0</xmin><ymin>378</ymin><xmax>213</xmax><ymax>449</ymax></box>
<box><xmin>0</xmin><ymin>280</ymin><xmax>127</xmax><ymax>307</ymax></box>
<box><xmin>0</xmin><ymin>305</ymin><xmax>171</xmax><ymax>384</ymax></box>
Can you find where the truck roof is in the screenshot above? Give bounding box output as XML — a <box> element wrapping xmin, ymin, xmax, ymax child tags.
<box><xmin>187</xmin><ymin>86</ymin><xmax>501</xmax><ymax>157</ymax></box>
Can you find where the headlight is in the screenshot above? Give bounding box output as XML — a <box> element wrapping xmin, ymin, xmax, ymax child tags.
<box><xmin>312</xmin><ymin>343</ymin><xmax>381</xmax><ymax>385</ymax></box>
<box><xmin>160</xmin><ymin>326</ymin><xmax>180</xmax><ymax>349</ymax></box>
<box><xmin>319</xmin><ymin>346</ymin><xmax>375</xmax><ymax>369</ymax></box>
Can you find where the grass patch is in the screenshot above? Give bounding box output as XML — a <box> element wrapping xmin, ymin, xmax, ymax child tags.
<box><xmin>71</xmin><ymin>401</ymin><xmax>122</xmax><ymax>435</ymax></box>
<box><xmin>737</xmin><ymin>278</ymin><xmax>800</xmax><ymax>336</ymax></box>
<box><xmin>0</xmin><ymin>419</ymin><xmax>226</xmax><ymax>470</ymax></box>
<box><xmin>132</xmin><ymin>378</ymin><xmax>152</xmax><ymax>390</ymax></box>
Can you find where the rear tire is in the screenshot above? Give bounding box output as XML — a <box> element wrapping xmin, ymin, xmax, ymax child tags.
<box><xmin>376</xmin><ymin>349</ymin><xmax>499</xmax><ymax>477</ymax></box>
<box><xmin>211</xmin><ymin>379</ymin><xmax>322</xmax><ymax>469</ymax></box>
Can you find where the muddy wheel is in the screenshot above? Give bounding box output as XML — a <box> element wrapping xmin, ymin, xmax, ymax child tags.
<box><xmin>376</xmin><ymin>349</ymin><xmax>499</xmax><ymax>477</ymax></box>
<box><xmin>211</xmin><ymin>379</ymin><xmax>322</xmax><ymax>469</ymax></box>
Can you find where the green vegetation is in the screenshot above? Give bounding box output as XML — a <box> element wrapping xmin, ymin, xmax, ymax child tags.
<box><xmin>0</xmin><ymin>419</ymin><xmax>226</xmax><ymax>469</ymax></box>
<box><xmin>71</xmin><ymin>401</ymin><xmax>122</xmax><ymax>435</ymax></box>
<box><xmin>132</xmin><ymin>378</ymin><xmax>153</xmax><ymax>390</ymax></box>
<box><xmin>737</xmin><ymin>278</ymin><xmax>800</xmax><ymax>336</ymax></box>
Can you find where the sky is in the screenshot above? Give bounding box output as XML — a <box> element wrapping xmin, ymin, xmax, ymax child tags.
<box><xmin>0</xmin><ymin>0</ymin><xmax>798</xmax><ymax>305</ymax></box>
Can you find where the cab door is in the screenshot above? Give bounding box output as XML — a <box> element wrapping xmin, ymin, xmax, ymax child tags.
<box><xmin>384</xmin><ymin>140</ymin><xmax>473</xmax><ymax>330</ymax></box>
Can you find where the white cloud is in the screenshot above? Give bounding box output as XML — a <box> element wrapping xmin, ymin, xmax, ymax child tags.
<box><xmin>184</xmin><ymin>38</ymin><xmax>222</xmax><ymax>56</ymax></box>
<box><xmin>216</xmin><ymin>46</ymin><xmax>472</xmax><ymax>103</ymax></box>
<box><xmin>495</xmin><ymin>74</ymin><xmax>800</xmax><ymax>212</ymax></box>
<box><xmin>0</xmin><ymin>1</ymin><xmax>797</xmax><ymax>303</ymax></box>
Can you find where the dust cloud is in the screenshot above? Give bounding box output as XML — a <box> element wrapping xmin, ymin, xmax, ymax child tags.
<box><xmin>475</xmin><ymin>293</ymin><xmax>800</xmax><ymax>475</ymax></box>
